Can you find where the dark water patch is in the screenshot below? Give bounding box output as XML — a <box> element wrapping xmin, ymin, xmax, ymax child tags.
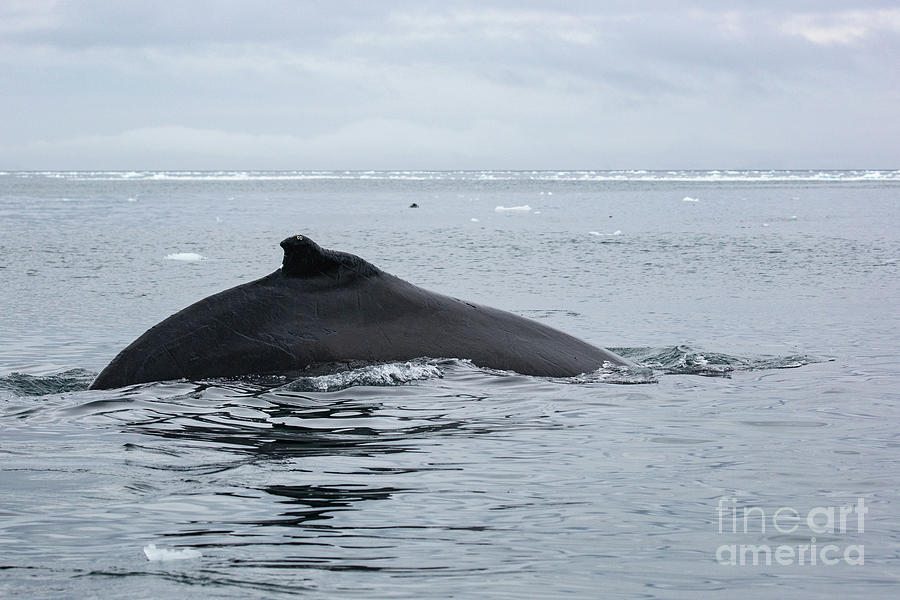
<box><xmin>251</xmin><ymin>484</ymin><xmax>406</xmax><ymax>527</ymax></box>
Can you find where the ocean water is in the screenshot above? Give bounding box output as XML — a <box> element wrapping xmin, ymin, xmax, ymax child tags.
<box><xmin>1</xmin><ymin>170</ymin><xmax>899</xmax><ymax>598</ymax></box>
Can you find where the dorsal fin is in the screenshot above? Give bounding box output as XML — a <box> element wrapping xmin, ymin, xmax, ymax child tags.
<box><xmin>280</xmin><ymin>235</ymin><xmax>379</xmax><ymax>278</ymax></box>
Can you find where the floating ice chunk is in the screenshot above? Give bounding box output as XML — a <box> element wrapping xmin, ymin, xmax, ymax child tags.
<box><xmin>165</xmin><ymin>252</ymin><xmax>204</xmax><ymax>261</ymax></box>
<box><xmin>533</xmin><ymin>210</ymin><xmax>541</xmax><ymax>214</ymax></box>
<box><xmin>589</xmin><ymin>230</ymin><xmax>622</xmax><ymax>236</ymax></box>
<box><xmin>588</xmin><ymin>231</ymin><xmax>601</xmax><ymax>236</ymax></box>
<box><xmin>790</xmin><ymin>215</ymin><xmax>798</xmax><ymax>220</ymax></box>
<box><xmin>127</xmin><ymin>197</ymin><xmax>137</xmax><ymax>202</ymax></box>
<box><xmin>143</xmin><ymin>543</ymin><xmax>202</xmax><ymax>561</ymax></box>
<box><xmin>682</xmin><ymin>196</ymin><xmax>700</xmax><ymax>202</ymax></box>
<box><xmin>495</xmin><ymin>205</ymin><xmax>531</xmax><ymax>212</ymax></box>
<box><xmin>470</xmin><ymin>218</ymin><xmax>479</xmax><ymax>222</ymax></box>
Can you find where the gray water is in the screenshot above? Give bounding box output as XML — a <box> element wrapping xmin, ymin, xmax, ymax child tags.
<box><xmin>1</xmin><ymin>170</ymin><xmax>899</xmax><ymax>598</ymax></box>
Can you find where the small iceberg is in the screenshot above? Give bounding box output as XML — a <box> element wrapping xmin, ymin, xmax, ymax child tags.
<box><xmin>164</xmin><ymin>252</ymin><xmax>204</xmax><ymax>261</ymax></box>
<box><xmin>143</xmin><ymin>543</ymin><xmax>202</xmax><ymax>561</ymax></box>
<box><xmin>495</xmin><ymin>205</ymin><xmax>531</xmax><ymax>212</ymax></box>
<box><xmin>682</xmin><ymin>196</ymin><xmax>700</xmax><ymax>202</ymax></box>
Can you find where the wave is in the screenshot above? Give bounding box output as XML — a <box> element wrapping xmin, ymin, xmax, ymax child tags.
<box><xmin>0</xmin><ymin>369</ymin><xmax>94</xmax><ymax>396</ymax></box>
<box><xmin>0</xmin><ymin>347</ymin><xmax>817</xmax><ymax>399</ymax></box>
<box><xmin>276</xmin><ymin>360</ymin><xmax>445</xmax><ymax>392</ymax></box>
<box><xmin>4</xmin><ymin>170</ymin><xmax>900</xmax><ymax>182</ymax></box>
<box><xmin>617</xmin><ymin>345</ymin><xmax>818</xmax><ymax>377</ymax></box>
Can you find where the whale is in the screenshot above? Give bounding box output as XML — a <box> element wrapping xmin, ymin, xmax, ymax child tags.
<box><xmin>89</xmin><ymin>235</ymin><xmax>634</xmax><ymax>389</ymax></box>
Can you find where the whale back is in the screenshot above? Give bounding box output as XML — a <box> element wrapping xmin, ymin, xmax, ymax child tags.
<box><xmin>89</xmin><ymin>236</ymin><xmax>631</xmax><ymax>389</ymax></box>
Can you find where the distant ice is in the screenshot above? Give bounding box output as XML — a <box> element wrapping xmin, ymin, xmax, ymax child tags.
<box><xmin>165</xmin><ymin>252</ymin><xmax>204</xmax><ymax>261</ymax></box>
<box><xmin>126</xmin><ymin>197</ymin><xmax>137</xmax><ymax>202</ymax></box>
<box><xmin>495</xmin><ymin>205</ymin><xmax>531</xmax><ymax>212</ymax></box>
<box><xmin>470</xmin><ymin>218</ymin><xmax>479</xmax><ymax>222</ymax></box>
<box><xmin>682</xmin><ymin>196</ymin><xmax>700</xmax><ymax>202</ymax></box>
<box><xmin>143</xmin><ymin>544</ymin><xmax>202</xmax><ymax>561</ymax></box>
<box><xmin>589</xmin><ymin>230</ymin><xmax>622</xmax><ymax>236</ymax></box>
<box><xmin>17</xmin><ymin>170</ymin><xmax>900</xmax><ymax>183</ymax></box>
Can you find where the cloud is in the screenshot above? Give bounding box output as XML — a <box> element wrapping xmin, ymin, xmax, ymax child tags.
<box><xmin>782</xmin><ymin>8</ymin><xmax>900</xmax><ymax>44</ymax></box>
<box><xmin>0</xmin><ymin>121</ymin><xmax>539</xmax><ymax>170</ymax></box>
<box><xmin>1</xmin><ymin>2</ymin><xmax>898</xmax><ymax>168</ymax></box>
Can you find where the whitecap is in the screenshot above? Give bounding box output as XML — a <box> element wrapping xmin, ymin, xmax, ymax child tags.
<box><xmin>682</xmin><ymin>196</ymin><xmax>700</xmax><ymax>202</ymax></box>
<box><xmin>470</xmin><ymin>218</ymin><xmax>480</xmax><ymax>222</ymax></box>
<box><xmin>164</xmin><ymin>252</ymin><xmax>204</xmax><ymax>261</ymax></box>
<box><xmin>495</xmin><ymin>205</ymin><xmax>531</xmax><ymax>212</ymax></box>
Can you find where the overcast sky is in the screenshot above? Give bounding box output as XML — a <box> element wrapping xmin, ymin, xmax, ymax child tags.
<box><xmin>1</xmin><ymin>1</ymin><xmax>898</xmax><ymax>170</ymax></box>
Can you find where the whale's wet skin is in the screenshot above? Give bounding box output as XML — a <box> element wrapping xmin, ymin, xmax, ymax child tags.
<box><xmin>90</xmin><ymin>235</ymin><xmax>634</xmax><ymax>389</ymax></box>
<box><xmin>2</xmin><ymin>171</ymin><xmax>900</xmax><ymax>599</ymax></box>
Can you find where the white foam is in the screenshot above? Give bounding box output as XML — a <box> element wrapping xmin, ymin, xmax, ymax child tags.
<box><xmin>682</xmin><ymin>196</ymin><xmax>700</xmax><ymax>202</ymax></box>
<box><xmin>143</xmin><ymin>543</ymin><xmax>202</xmax><ymax>561</ymax></box>
<box><xmin>495</xmin><ymin>205</ymin><xmax>531</xmax><ymax>212</ymax></box>
<box><xmin>589</xmin><ymin>230</ymin><xmax>622</xmax><ymax>236</ymax></box>
<box><xmin>281</xmin><ymin>361</ymin><xmax>442</xmax><ymax>392</ymax></box>
<box><xmin>126</xmin><ymin>197</ymin><xmax>137</xmax><ymax>202</ymax></box>
<box><xmin>165</xmin><ymin>252</ymin><xmax>204</xmax><ymax>261</ymax></box>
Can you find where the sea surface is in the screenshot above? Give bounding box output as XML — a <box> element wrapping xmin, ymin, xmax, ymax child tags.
<box><xmin>1</xmin><ymin>170</ymin><xmax>899</xmax><ymax>598</ymax></box>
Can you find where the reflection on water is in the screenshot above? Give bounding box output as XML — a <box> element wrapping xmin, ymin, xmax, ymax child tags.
<box><xmin>3</xmin><ymin>358</ymin><xmax>897</xmax><ymax>599</ymax></box>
